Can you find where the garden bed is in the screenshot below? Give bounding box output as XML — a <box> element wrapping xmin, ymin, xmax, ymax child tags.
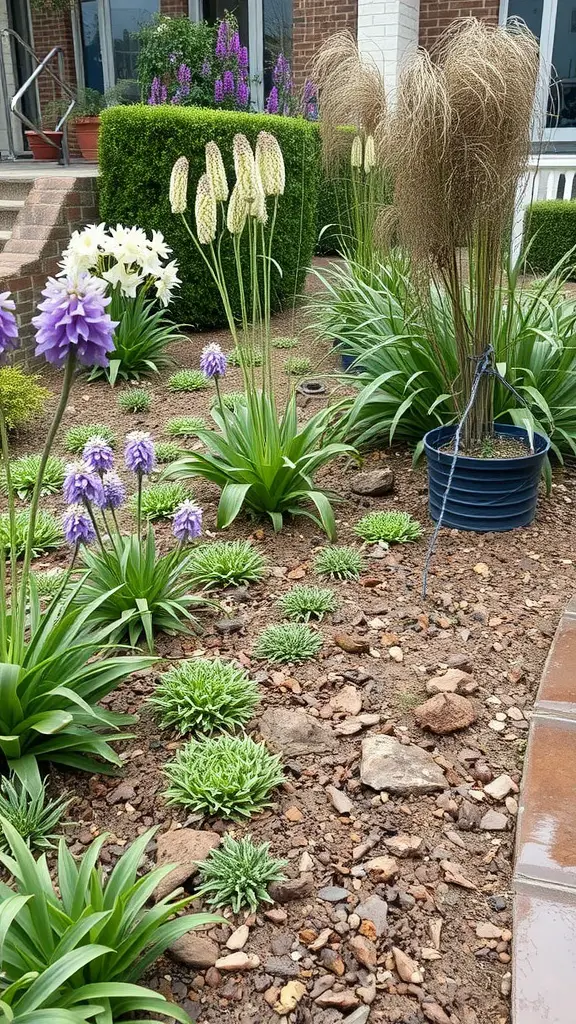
<box><xmin>5</xmin><ymin>303</ymin><xmax>576</xmax><ymax>1024</ymax></box>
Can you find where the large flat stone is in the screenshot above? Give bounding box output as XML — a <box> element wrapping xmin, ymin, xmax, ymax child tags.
<box><xmin>155</xmin><ymin>827</ymin><xmax>221</xmax><ymax>901</ymax></box>
<box><xmin>259</xmin><ymin>707</ymin><xmax>337</xmax><ymax>756</ymax></box>
<box><xmin>360</xmin><ymin>735</ymin><xmax>446</xmax><ymax>794</ymax></box>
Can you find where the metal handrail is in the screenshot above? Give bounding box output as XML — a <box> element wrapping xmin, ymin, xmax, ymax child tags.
<box><xmin>0</xmin><ymin>29</ymin><xmax>76</xmax><ymax>165</ymax></box>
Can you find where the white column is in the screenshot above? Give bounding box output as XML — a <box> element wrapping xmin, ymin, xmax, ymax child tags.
<box><xmin>357</xmin><ymin>0</ymin><xmax>420</xmax><ymax>99</ymax></box>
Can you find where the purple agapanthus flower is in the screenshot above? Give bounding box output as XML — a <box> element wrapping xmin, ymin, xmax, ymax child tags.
<box><xmin>125</xmin><ymin>431</ymin><xmax>155</xmax><ymax>475</ymax></box>
<box><xmin>32</xmin><ymin>274</ymin><xmax>118</xmax><ymax>369</ymax></box>
<box><xmin>0</xmin><ymin>292</ymin><xmax>18</xmax><ymax>364</ymax></box>
<box><xmin>236</xmin><ymin>77</ymin><xmax>249</xmax><ymax>108</ymax></box>
<box><xmin>200</xmin><ymin>342</ymin><xmax>227</xmax><ymax>379</ymax></box>
<box><xmin>101</xmin><ymin>470</ymin><xmax>126</xmax><ymax>509</ymax></box>
<box><xmin>216</xmin><ymin>20</ymin><xmax>228</xmax><ymax>58</ymax></box>
<box><xmin>214</xmin><ymin>78</ymin><xmax>224</xmax><ymax>103</ymax></box>
<box><xmin>63</xmin><ymin>461</ymin><xmax>105</xmax><ymax>507</ymax></box>
<box><xmin>83</xmin><ymin>435</ymin><xmax>115</xmax><ymax>475</ymax></box>
<box><xmin>173</xmin><ymin>500</ymin><xmax>203</xmax><ymax>542</ymax></box>
<box><xmin>201</xmin><ymin>58</ymin><xmax>211</xmax><ymax>77</ymax></box>
<box><xmin>223</xmin><ymin>70</ymin><xmax>235</xmax><ymax>95</ymax></box>
<box><xmin>63</xmin><ymin>505</ymin><xmax>96</xmax><ymax>546</ymax></box>
<box><xmin>265</xmin><ymin>86</ymin><xmax>279</xmax><ymax>114</ymax></box>
<box><xmin>238</xmin><ymin>45</ymin><xmax>248</xmax><ymax>70</ymax></box>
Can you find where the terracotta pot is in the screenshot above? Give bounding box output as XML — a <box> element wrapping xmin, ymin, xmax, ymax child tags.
<box><xmin>74</xmin><ymin>116</ymin><xmax>100</xmax><ymax>161</ymax></box>
<box><xmin>25</xmin><ymin>129</ymin><xmax>63</xmax><ymax>160</ymax></box>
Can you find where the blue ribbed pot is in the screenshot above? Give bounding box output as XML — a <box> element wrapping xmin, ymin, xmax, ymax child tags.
<box><xmin>424</xmin><ymin>424</ymin><xmax>551</xmax><ymax>532</ymax></box>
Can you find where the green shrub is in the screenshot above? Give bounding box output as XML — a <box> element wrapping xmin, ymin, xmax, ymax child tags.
<box><xmin>118</xmin><ymin>387</ymin><xmax>151</xmax><ymax>413</ymax></box>
<box><xmin>65</xmin><ymin>423</ymin><xmax>116</xmax><ymax>454</ymax></box>
<box><xmin>0</xmin><ymin>367</ymin><xmax>50</xmax><ymax>431</ymax></box>
<box><xmin>279</xmin><ymin>584</ymin><xmax>337</xmax><ymax>622</ymax></box>
<box><xmin>156</xmin><ymin>440</ymin><xmax>184</xmax><ymax>463</ymax></box>
<box><xmin>0</xmin><ymin>776</ymin><xmax>69</xmax><ymax>851</ymax></box>
<box><xmin>253</xmin><ymin>622</ymin><xmax>323</xmax><ymax>663</ymax></box>
<box><xmin>197</xmin><ymin>834</ymin><xmax>287</xmax><ymax>913</ymax></box>
<box><xmin>524</xmin><ymin>200</ymin><xmax>576</xmax><ymax>276</ymax></box>
<box><xmin>1</xmin><ymin>454</ymin><xmax>65</xmax><ymax>499</ymax></box>
<box><xmin>314</xmin><ymin>545</ymin><xmax>364</xmax><ymax>580</ymax></box>
<box><xmin>149</xmin><ymin>657</ymin><xmax>260</xmax><ymax>735</ymax></box>
<box><xmin>167</xmin><ymin>415</ymin><xmax>206</xmax><ymax>437</ymax></box>
<box><xmin>186</xmin><ymin>539</ymin><xmax>266</xmax><ymax>588</ymax></box>
<box><xmin>316</xmin><ymin>168</ymin><xmax>354</xmax><ymax>255</ymax></box>
<box><xmin>133</xmin><ymin>480</ymin><xmax>190</xmax><ymax>520</ymax></box>
<box><xmin>164</xmin><ymin>734</ymin><xmax>284</xmax><ymax>819</ymax></box>
<box><xmin>0</xmin><ymin>509</ymin><xmax>61</xmax><ymax>558</ymax></box>
<box><xmin>99</xmin><ymin>105</ymin><xmax>320</xmax><ymax>329</ymax></box>
<box><xmin>354</xmin><ymin>510</ymin><xmax>423</xmax><ymax>543</ymax></box>
<box><xmin>136</xmin><ymin>14</ymin><xmax>216</xmax><ymax>103</ymax></box>
<box><xmin>167</xmin><ymin>368</ymin><xmax>212</xmax><ymax>391</ymax></box>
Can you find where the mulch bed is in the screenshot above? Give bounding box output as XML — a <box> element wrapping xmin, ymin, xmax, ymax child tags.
<box><xmin>4</xmin><ymin>296</ymin><xmax>576</xmax><ymax>1024</ymax></box>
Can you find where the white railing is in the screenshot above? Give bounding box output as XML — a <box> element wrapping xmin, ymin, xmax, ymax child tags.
<box><xmin>511</xmin><ymin>153</ymin><xmax>576</xmax><ymax>265</ymax></box>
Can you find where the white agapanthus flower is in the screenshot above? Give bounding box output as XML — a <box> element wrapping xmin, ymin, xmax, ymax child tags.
<box><xmin>60</xmin><ymin>221</ymin><xmax>108</xmax><ymax>272</ymax></box>
<box><xmin>155</xmin><ymin>259</ymin><xmax>181</xmax><ymax>307</ymax></box>
<box><xmin>105</xmin><ymin>224</ymin><xmax>149</xmax><ymax>267</ymax></box>
<box><xmin>149</xmin><ymin>229</ymin><xmax>171</xmax><ymax>260</ymax></box>
<box><xmin>102</xmin><ymin>261</ymin><xmax>145</xmax><ymax>298</ymax></box>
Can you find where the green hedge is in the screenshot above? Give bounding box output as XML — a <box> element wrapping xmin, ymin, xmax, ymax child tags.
<box><xmin>99</xmin><ymin>105</ymin><xmax>321</xmax><ymax>329</ymax></box>
<box><xmin>523</xmin><ymin>200</ymin><xmax>576</xmax><ymax>276</ymax></box>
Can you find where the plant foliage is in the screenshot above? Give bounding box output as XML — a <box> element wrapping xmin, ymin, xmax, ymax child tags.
<box><xmin>1</xmin><ymin>454</ymin><xmax>65</xmax><ymax>500</ymax></box>
<box><xmin>118</xmin><ymin>388</ymin><xmax>152</xmax><ymax>413</ymax></box>
<box><xmin>0</xmin><ymin>368</ymin><xmax>50</xmax><ymax>431</ymax></box>
<box><xmin>0</xmin><ymin>510</ymin><xmax>62</xmax><ymax>558</ymax></box>
<box><xmin>228</xmin><ymin>346</ymin><xmax>262</xmax><ymax>368</ymax></box>
<box><xmin>220</xmin><ymin>391</ymin><xmax>247</xmax><ymax>410</ymax></box>
<box><xmin>167</xmin><ymin>369</ymin><xmax>212</xmax><ymax>392</ymax></box>
<box><xmin>149</xmin><ymin>657</ymin><xmax>259</xmax><ymax>735</ymax></box>
<box><xmin>163</xmin><ymin>734</ymin><xmax>284</xmax><ymax>819</ymax></box>
<box><xmin>314</xmin><ymin>545</ymin><xmax>364</xmax><ymax>580</ymax></box>
<box><xmin>65</xmin><ymin>424</ymin><xmax>116</xmax><ymax>454</ymax></box>
<box><xmin>253</xmin><ymin>622</ymin><xmax>323</xmax><ymax>663</ymax></box>
<box><xmin>166</xmin><ymin>415</ymin><xmax>206</xmax><ymax>437</ymax></box>
<box><xmin>155</xmin><ymin>440</ymin><xmax>183</xmax><ymax>463</ymax></box>
<box><xmin>186</xmin><ymin>539</ymin><xmax>266</xmax><ymax>589</ymax></box>
<box><xmin>132</xmin><ymin>481</ymin><xmax>190</xmax><ymax>520</ymax></box>
<box><xmin>279</xmin><ymin>584</ymin><xmax>337</xmax><ymax>621</ymax></box>
<box><xmin>0</xmin><ymin>776</ymin><xmax>69</xmax><ymax>851</ymax></box>
<box><xmin>354</xmin><ymin>510</ymin><xmax>423</xmax><ymax>543</ymax></box>
<box><xmin>272</xmin><ymin>336</ymin><xmax>299</xmax><ymax>349</ymax></box>
<box><xmin>284</xmin><ymin>356</ymin><xmax>312</xmax><ymax>376</ymax></box>
<box><xmin>523</xmin><ymin>200</ymin><xmax>576</xmax><ymax>276</ymax></box>
<box><xmin>30</xmin><ymin>568</ymin><xmax>68</xmax><ymax>600</ymax></box>
<box><xmin>197</xmin><ymin>834</ymin><xmax>287</xmax><ymax>913</ymax></box>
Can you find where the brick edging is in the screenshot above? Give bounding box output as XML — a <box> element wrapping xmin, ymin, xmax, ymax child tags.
<box><xmin>513</xmin><ymin>596</ymin><xmax>576</xmax><ymax>1023</ymax></box>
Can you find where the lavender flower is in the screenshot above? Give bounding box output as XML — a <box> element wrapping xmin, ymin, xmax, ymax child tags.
<box><xmin>171</xmin><ymin>89</ymin><xmax>182</xmax><ymax>105</ymax></box>
<box><xmin>236</xmin><ymin>77</ymin><xmax>249</xmax><ymax>108</ymax></box>
<box><xmin>63</xmin><ymin>461</ymin><xmax>105</xmax><ymax>506</ymax></box>
<box><xmin>83</xmin><ymin>435</ymin><xmax>115</xmax><ymax>474</ymax></box>
<box><xmin>32</xmin><ymin>274</ymin><xmax>117</xmax><ymax>369</ymax></box>
<box><xmin>214</xmin><ymin>78</ymin><xmax>224</xmax><ymax>103</ymax></box>
<box><xmin>223</xmin><ymin>70</ymin><xmax>235</xmax><ymax>95</ymax></box>
<box><xmin>102</xmin><ymin>470</ymin><xmax>126</xmax><ymax>509</ymax></box>
<box><xmin>148</xmin><ymin>76</ymin><xmax>168</xmax><ymax>105</ymax></box>
<box><xmin>177</xmin><ymin>63</ymin><xmax>191</xmax><ymax>95</ymax></box>
<box><xmin>238</xmin><ymin>45</ymin><xmax>249</xmax><ymax>70</ymax></box>
<box><xmin>125</xmin><ymin>431</ymin><xmax>155</xmax><ymax>475</ymax></box>
<box><xmin>228</xmin><ymin>30</ymin><xmax>240</xmax><ymax>56</ymax></box>
<box><xmin>63</xmin><ymin>505</ymin><xmax>96</xmax><ymax>546</ymax></box>
<box><xmin>200</xmin><ymin>341</ymin><xmax>227</xmax><ymax>379</ymax></box>
<box><xmin>265</xmin><ymin>86</ymin><xmax>279</xmax><ymax>114</ymax></box>
<box><xmin>303</xmin><ymin>78</ymin><xmax>316</xmax><ymax>103</ymax></box>
<box><xmin>202</xmin><ymin>58</ymin><xmax>211</xmax><ymax>77</ymax></box>
<box><xmin>216</xmin><ymin>20</ymin><xmax>228</xmax><ymax>57</ymax></box>
<box><xmin>0</xmin><ymin>291</ymin><xmax>18</xmax><ymax>363</ymax></box>
<box><xmin>273</xmin><ymin>53</ymin><xmax>287</xmax><ymax>86</ymax></box>
<box><xmin>173</xmin><ymin>500</ymin><xmax>203</xmax><ymax>542</ymax></box>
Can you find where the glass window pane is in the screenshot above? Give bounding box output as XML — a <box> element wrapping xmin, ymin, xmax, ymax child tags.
<box><xmin>548</xmin><ymin>0</ymin><xmax>576</xmax><ymax>127</ymax></box>
<box><xmin>264</xmin><ymin>0</ymin><xmax>292</xmax><ymax>93</ymax></box>
<box><xmin>506</xmin><ymin>0</ymin><xmax>544</xmax><ymax>39</ymax></box>
<box><xmin>80</xmin><ymin>0</ymin><xmax>104</xmax><ymax>93</ymax></box>
<box><xmin>111</xmin><ymin>0</ymin><xmax>159</xmax><ymax>83</ymax></box>
<box><xmin>203</xmin><ymin>1</ymin><xmax>249</xmax><ymax>46</ymax></box>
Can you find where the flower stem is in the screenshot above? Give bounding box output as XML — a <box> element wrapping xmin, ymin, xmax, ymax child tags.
<box><xmin>136</xmin><ymin>471</ymin><xmax>143</xmax><ymax>544</ymax></box>
<box><xmin>0</xmin><ymin>408</ymin><xmax>18</xmax><ymax>643</ymax></box>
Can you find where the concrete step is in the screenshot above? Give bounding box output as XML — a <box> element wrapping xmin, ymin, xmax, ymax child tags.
<box><xmin>0</xmin><ymin>199</ymin><xmax>25</xmax><ymax>232</ymax></box>
<box><xmin>0</xmin><ymin>228</ymin><xmax>11</xmax><ymax>253</ymax></box>
<box><xmin>0</xmin><ymin>178</ymin><xmax>33</xmax><ymax>202</ymax></box>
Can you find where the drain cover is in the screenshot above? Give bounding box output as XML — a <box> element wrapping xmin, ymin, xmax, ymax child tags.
<box><xmin>297</xmin><ymin>380</ymin><xmax>327</xmax><ymax>396</ymax></box>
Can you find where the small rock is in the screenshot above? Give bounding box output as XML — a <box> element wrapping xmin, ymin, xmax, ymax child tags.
<box><xmin>351</xmin><ymin>467</ymin><xmax>395</xmax><ymax>496</ymax></box>
<box><xmin>107</xmin><ymin>782</ymin><xmax>136</xmax><ymax>805</ymax></box>
<box><xmin>385</xmin><ymin>834</ymin><xmax>423</xmax><ymax>858</ymax></box>
<box><xmin>329</xmin><ymin>684</ymin><xmax>363</xmax><ymax>715</ymax></box>
<box><xmin>422</xmin><ymin>1002</ymin><xmax>452</xmax><ymax>1024</ymax></box>
<box><xmin>447</xmin><ymin>653</ymin><xmax>474</xmax><ymax>673</ymax></box>
<box><xmin>389</xmin><ymin>646</ymin><xmax>404</xmax><ymax>663</ymax></box>
<box><xmin>326</xmin><ymin>785</ymin><xmax>354</xmax><ymax>815</ymax></box>
<box><xmin>265</xmin><ymin>908</ymin><xmax>288</xmax><ymax>924</ymax></box>
<box><xmin>226</xmin><ymin>925</ymin><xmax>250</xmax><ymax>950</ymax></box>
<box><xmin>285</xmin><ymin>805</ymin><xmax>304</xmax><ymax>822</ymax></box>
<box><xmin>274</xmin><ymin>981</ymin><xmax>307</xmax><ymax>1014</ymax></box>
<box><xmin>315</xmin><ymin>990</ymin><xmax>360</xmax><ymax>1009</ymax></box>
<box><xmin>476</xmin><ymin>922</ymin><xmax>503</xmax><ymax>939</ymax></box>
<box><xmin>349</xmin><ymin>934</ymin><xmax>377</xmax><ymax>969</ymax></box>
<box><xmin>155</xmin><ymin>828</ymin><xmax>221</xmax><ymax>901</ymax></box>
<box><xmin>269</xmin><ymin>878</ymin><xmax>313</xmax><ymax>903</ymax></box>
<box><xmin>216</xmin><ymin>616</ymin><xmax>245</xmax><ymax>635</ymax></box>
<box><xmin>426</xmin><ymin>668</ymin><xmax>474</xmax><ymax>695</ymax></box>
<box><xmin>334</xmin><ymin>635</ymin><xmax>370</xmax><ymax>656</ymax></box>
<box><xmin>483</xmin><ymin>774</ymin><xmax>517</xmax><ymax>801</ymax></box>
<box><xmin>259</xmin><ymin>708</ymin><xmax>337</xmax><ymax>756</ymax></box>
<box><xmin>355</xmin><ymin>895</ymin><xmax>388</xmax><ymax>936</ymax></box>
<box><xmin>392</xmin><ymin>946</ymin><xmax>423</xmax><ymax>984</ymax></box>
<box><xmin>170</xmin><ymin>934</ymin><xmax>219</xmax><ymax>968</ymax></box>
<box><xmin>318</xmin><ymin>886</ymin><xmax>351</xmax><ymax>903</ymax></box>
<box><xmin>440</xmin><ymin>859</ymin><xmax>475</xmax><ymax>889</ymax></box>
<box><xmin>501</xmin><ymin>972</ymin><xmax>512</xmax><ymax>997</ymax></box>
<box><xmin>415</xmin><ymin>693</ymin><xmax>477</xmax><ymax>735</ymax></box>
<box><xmin>364</xmin><ymin>855</ymin><xmax>399</xmax><ymax>882</ymax></box>
<box><xmin>479</xmin><ymin>809</ymin><xmax>508</xmax><ymax>831</ymax></box>
<box><xmin>360</xmin><ymin>735</ymin><xmax>446</xmax><ymax>794</ymax></box>
<box><xmin>215</xmin><ymin>952</ymin><xmax>260</xmax><ymax>971</ymax></box>
<box><xmin>345</xmin><ymin>1009</ymin><xmax>371</xmax><ymax>1024</ymax></box>
<box><xmin>265</xmin><ymin>956</ymin><xmax>301</xmax><ymax>978</ymax></box>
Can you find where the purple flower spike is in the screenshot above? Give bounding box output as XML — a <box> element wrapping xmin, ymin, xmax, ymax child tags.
<box><xmin>63</xmin><ymin>505</ymin><xmax>96</xmax><ymax>546</ymax></box>
<box><xmin>83</xmin><ymin>435</ymin><xmax>115</xmax><ymax>474</ymax></box>
<box><xmin>214</xmin><ymin>78</ymin><xmax>224</xmax><ymax>103</ymax></box>
<box><xmin>238</xmin><ymin>45</ymin><xmax>249</xmax><ymax>70</ymax></box>
<box><xmin>173</xmin><ymin>500</ymin><xmax>203</xmax><ymax>542</ymax></box>
<box><xmin>265</xmin><ymin>86</ymin><xmax>279</xmax><ymax>114</ymax></box>
<box><xmin>200</xmin><ymin>342</ymin><xmax>227</xmax><ymax>379</ymax></box>
<box><xmin>228</xmin><ymin>30</ymin><xmax>240</xmax><ymax>56</ymax></box>
<box><xmin>177</xmin><ymin>63</ymin><xmax>191</xmax><ymax>93</ymax></box>
<box><xmin>223</xmin><ymin>70</ymin><xmax>235</xmax><ymax>95</ymax></box>
<box><xmin>32</xmin><ymin>274</ymin><xmax>118</xmax><ymax>369</ymax></box>
<box><xmin>63</xmin><ymin>461</ymin><xmax>105</xmax><ymax>507</ymax></box>
<box><xmin>201</xmin><ymin>58</ymin><xmax>211</xmax><ymax>77</ymax></box>
<box><xmin>125</xmin><ymin>431</ymin><xmax>155</xmax><ymax>475</ymax></box>
<box><xmin>102</xmin><ymin>470</ymin><xmax>126</xmax><ymax>510</ymax></box>
<box><xmin>236</xmin><ymin>78</ymin><xmax>249</xmax><ymax>108</ymax></box>
<box><xmin>216</xmin><ymin>20</ymin><xmax>228</xmax><ymax>57</ymax></box>
<box><xmin>0</xmin><ymin>291</ymin><xmax>18</xmax><ymax>364</ymax></box>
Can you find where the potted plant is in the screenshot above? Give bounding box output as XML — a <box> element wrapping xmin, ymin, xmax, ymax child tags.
<box><xmin>72</xmin><ymin>87</ymin><xmax>106</xmax><ymax>161</ymax></box>
<box><xmin>25</xmin><ymin>105</ymin><xmax>64</xmax><ymax>160</ymax></box>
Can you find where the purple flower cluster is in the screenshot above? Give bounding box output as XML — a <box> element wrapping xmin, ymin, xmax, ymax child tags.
<box><xmin>148</xmin><ymin>76</ymin><xmax>168</xmax><ymax>105</ymax></box>
<box><xmin>32</xmin><ymin>274</ymin><xmax>117</xmax><ymax>369</ymax></box>
<box><xmin>63</xmin><ymin>505</ymin><xmax>96</xmax><ymax>546</ymax></box>
<box><xmin>102</xmin><ymin>470</ymin><xmax>126</xmax><ymax>510</ymax></box>
<box><xmin>172</xmin><ymin>500</ymin><xmax>203</xmax><ymax>543</ymax></box>
<box><xmin>83</xmin><ymin>435</ymin><xmax>115</xmax><ymax>475</ymax></box>
<box><xmin>213</xmin><ymin>18</ymin><xmax>250</xmax><ymax>110</ymax></box>
<box><xmin>200</xmin><ymin>342</ymin><xmax>227</xmax><ymax>379</ymax></box>
<box><xmin>172</xmin><ymin>62</ymin><xmax>192</xmax><ymax>104</ymax></box>
<box><xmin>63</xmin><ymin>462</ymin><xmax>105</xmax><ymax>507</ymax></box>
<box><xmin>125</xmin><ymin>431</ymin><xmax>155</xmax><ymax>475</ymax></box>
<box><xmin>0</xmin><ymin>292</ymin><xmax>18</xmax><ymax>364</ymax></box>
<box><xmin>266</xmin><ymin>86</ymin><xmax>279</xmax><ymax>115</ymax></box>
<box><xmin>265</xmin><ymin>54</ymin><xmax>317</xmax><ymax>120</ymax></box>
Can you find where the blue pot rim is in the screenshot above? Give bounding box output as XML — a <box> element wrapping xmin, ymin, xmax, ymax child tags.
<box><xmin>424</xmin><ymin>423</ymin><xmax>551</xmax><ymax>469</ymax></box>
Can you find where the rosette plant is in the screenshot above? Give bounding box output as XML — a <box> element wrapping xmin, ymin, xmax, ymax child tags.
<box><xmin>59</xmin><ymin>223</ymin><xmax>183</xmax><ymax>383</ymax></box>
<box><xmin>0</xmin><ymin>279</ymin><xmax>153</xmax><ymax>797</ymax></box>
<box><xmin>166</xmin><ymin>135</ymin><xmax>355</xmax><ymax>538</ymax></box>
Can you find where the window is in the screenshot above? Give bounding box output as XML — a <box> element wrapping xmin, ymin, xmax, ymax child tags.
<box><xmin>503</xmin><ymin>0</ymin><xmax>576</xmax><ymax>139</ymax></box>
<box><xmin>76</xmin><ymin>0</ymin><xmax>159</xmax><ymax>93</ymax></box>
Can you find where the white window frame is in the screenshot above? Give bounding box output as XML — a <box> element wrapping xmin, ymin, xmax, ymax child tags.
<box><xmin>500</xmin><ymin>0</ymin><xmax>576</xmax><ymax>142</ymax></box>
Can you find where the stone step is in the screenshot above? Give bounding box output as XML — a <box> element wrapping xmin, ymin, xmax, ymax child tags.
<box><xmin>0</xmin><ymin>178</ymin><xmax>33</xmax><ymax>202</ymax></box>
<box><xmin>0</xmin><ymin>228</ymin><xmax>11</xmax><ymax>253</ymax></box>
<box><xmin>0</xmin><ymin>199</ymin><xmax>25</xmax><ymax>232</ymax></box>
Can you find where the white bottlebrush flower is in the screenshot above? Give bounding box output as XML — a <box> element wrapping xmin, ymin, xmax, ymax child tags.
<box><xmin>351</xmin><ymin>135</ymin><xmax>363</xmax><ymax>168</ymax></box>
<box><xmin>255</xmin><ymin>132</ymin><xmax>285</xmax><ymax>196</ymax></box>
<box><xmin>226</xmin><ymin>181</ymin><xmax>248</xmax><ymax>235</ymax></box>
<box><xmin>364</xmin><ymin>135</ymin><xmax>376</xmax><ymax>174</ymax></box>
<box><xmin>250</xmin><ymin>165</ymin><xmax>268</xmax><ymax>225</ymax></box>
<box><xmin>102</xmin><ymin>261</ymin><xmax>145</xmax><ymax>298</ymax></box>
<box><xmin>170</xmin><ymin>156</ymin><xmax>189</xmax><ymax>214</ymax></box>
<box><xmin>155</xmin><ymin>259</ymin><xmax>181</xmax><ymax>307</ymax></box>
<box><xmin>195</xmin><ymin>173</ymin><xmax>217</xmax><ymax>245</ymax></box>
<box><xmin>205</xmin><ymin>141</ymin><xmax>229</xmax><ymax>202</ymax></box>
<box><xmin>233</xmin><ymin>133</ymin><xmax>258</xmax><ymax>203</ymax></box>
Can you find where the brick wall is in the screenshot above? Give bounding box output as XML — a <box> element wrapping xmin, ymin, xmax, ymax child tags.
<box><xmin>292</xmin><ymin>0</ymin><xmax>357</xmax><ymax>84</ymax></box>
<box><xmin>358</xmin><ymin>0</ymin><xmax>419</xmax><ymax>93</ymax></box>
<box><xmin>161</xmin><ymin>0</ymin><xmax>189</xmax><ymax>14</ymax></box>
<box><xmin>419</xmin><ymin>0</ymin><xmax>499</xmax><ymax>49</ymax></box>
<box><xmin>29</xmin><ymin>6</ymin><xmax>78</xmax><ymax>117</ymax></box>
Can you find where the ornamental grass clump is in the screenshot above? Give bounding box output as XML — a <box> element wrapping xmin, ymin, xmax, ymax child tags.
<box><xmin>197</xmin><ymin>834</ymin><xmax>287</xmax><ymax>913</ymax></box>
<box><xmin>118</xmin><ymin>387</ymin><xmax>152</xmax><ymax>413</ymax></box>
<box><xmin>0</xmin><ymin>775</ymin><xmax>69</xmax><ymax>851</ymax></box>
<box><xmin>279</xmin><ymin>584</ymin><xmax>337</xmax><ymax>622</ymax></box>
<box><xmin>314</xmin><ymin>545</ymin><xmax>364</xmax><ymax>580</ymax></box>
<box><xmin>167</xmin><ymin>415</ymin><xmax>206</xmax><ymax>437</ymax></box>
<box><xmin>253</xmin><ymin>622</ymin><xmax>323</xmax><ymax>663</ymax></box>
<box><xmin>167</xmin><ymin>368</ymin><xmax>212</xmax><ymax>391</ymax></box>
<box><xmin>30</xmin><ymin>567</ymin><xmax>68</xmax><ymax>600</ymax></box>
<box><xmin>284</xmin><ymin>356</ymin><xmax>312</xmax><ymax>376</ymax></box>
<box><xmin>132</xmin><ymin>480</ymin><xmax>191</xmax><ymax>520</ymax></box>
<box><xmin>354</xmin><ymin>510</ymin><xmax>423</xmax><ymax>543</ymax></box>
<box><xmin>187</xmin><ymin>539</ymin><xmax>266</xmax><ymax>588</ymax></box>
<box><xmin>156</xmin><ymin>440</ymin><xmax>183</xmax><ymax>463</ymax></box>
<box><xmin>164</xmin><ymin>734</ymin><xmax>285</xmax><ymax>819</ymax></box>
<box><xmin>0</xmin><ymin>509</ymin><xmax>62</xmax><ymax>558</ymax></box>
<box><xmin>149</xmin><ymin>657</ymin><xmax>260</xmax><ymax>735</ymax></box>
<box><xmin>1</xmin><ymin>454</ymin><xmax>65</xmax><ymax>499</ymax></box>
<box><xmin>65</xmin><ymin>422</ymin><xmax>116</xmax><ymax>454</ymax></box>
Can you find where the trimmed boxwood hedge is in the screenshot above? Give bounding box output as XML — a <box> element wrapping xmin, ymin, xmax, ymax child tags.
<box><xmin>523</xmin><ymin>200</ymin><xmax>576</xmax><ymax>276</ymax></box>
<box><xmin>99</xmin><ymin>105</ymin><xmax>321</xmax><ymax>329</ymax></box>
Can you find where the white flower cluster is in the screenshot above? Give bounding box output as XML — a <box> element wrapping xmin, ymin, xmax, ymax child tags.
<box><xmin>59</xmin><ymin>223</ymin><xmax>181</xmax><ymax>307</ymax></box>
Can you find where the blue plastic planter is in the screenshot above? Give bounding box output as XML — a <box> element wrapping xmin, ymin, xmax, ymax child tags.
<box><xmin>424</xmin><ymin>423</ymin><xmax>551</xmax><ymax>532</ymax></box>
<box><xmin>332</xmin><ymin>339</ymin><xmax>366</xmax><ymax>374</ymax></box>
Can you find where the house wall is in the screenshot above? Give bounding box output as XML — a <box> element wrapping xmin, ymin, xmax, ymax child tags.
<box><xmin>358</xmin><ymin>0</ymin><xmax>419</xmax><ymax>94</ymax></box>
<box><xmin>292</xmin><ymin>0</ymin><xmax>358</xmax><ymax>84</ymax></box>
<box><xmin>419</xmin><ymin>0</ymin><xmax>499</xmax><ymax>49</ymax></box>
